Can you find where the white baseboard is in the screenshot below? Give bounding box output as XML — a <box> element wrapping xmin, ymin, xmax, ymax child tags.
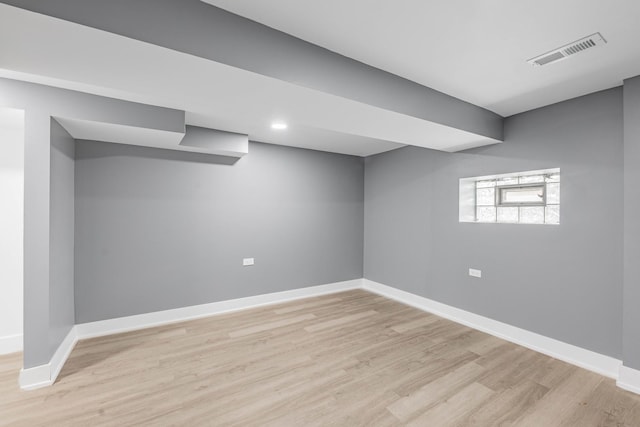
<box><xmin>618</xmin><ymin>365</ymin><xmax>640</xmax><ymax>394</ymax></box>
<box><xmin>75</xmin><ymin>279</ymin><xmax>363</xmax><ymax>340</ymax></box>
<box><xmin>19</xmin><ymin>279</ymin><xmax>360</xmax><ymax>390</ymax></box>
<box><xmin>19</xmin><ymin>278</ymin><xmax>638</xmax><ymax>396</ymax></box>
<box><xmin>19</xmin><ymin>327</ymin><xmax>78</xmax><ymax>390</ymax></box>
<box><xmin>18</xmin><ymin>364</ymin><xmax>51</xmax><ymax>390</ymax></box>
<box><xmin>0</xmin><ymin>333</ymin><xmax>22</xmax><ymax>355</ymax></box>
<box><xmin>50</xmin><ymin>327</ymin><xmax>78</xmax><ymax>382</ymax></box>
<box><xmin>362</xmin><ymin>279</ymin><xmax>622</xmax><ymax>380</ymax></box>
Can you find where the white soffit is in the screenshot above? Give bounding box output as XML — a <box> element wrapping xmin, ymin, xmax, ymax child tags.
<box><xmin>205</xmin><ymin>0</ymin><xmax>640</xmax><ymax>117</ymax></box>
<box><xmin>179</xmin><ymin>126</ymin><xmax>248</xmax><ymax>158</ymax></box>
<box><xmin>53</xmin><ymin>117</ymin><xmax>189</xmax><ymax>153</ymax></box>
<box><xmin>0</xmin><ymin>4</ymin><xmax>499</xmax><ymax>157</ymax></box>
<box><xmin>185</xmin><ymin>111</ymin><xmax>405</xmax><ymax>157</ymax></box>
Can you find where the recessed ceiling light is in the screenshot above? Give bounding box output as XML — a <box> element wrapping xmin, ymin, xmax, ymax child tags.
<box><xmin>271</xmin><ymin>122</ymin><xmax>288</xmax><ymax>130</ymax></box>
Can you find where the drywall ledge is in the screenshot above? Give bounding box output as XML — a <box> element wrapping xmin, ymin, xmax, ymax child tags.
<box><xmin>55</xmin><ymin>117</ymin><xmax>185</xmax><ymax>149</ymax></box>
<box><xmin>179</xmin><ymin>125</ymin><xmax>248</xmax><ymax>157</ymax></box>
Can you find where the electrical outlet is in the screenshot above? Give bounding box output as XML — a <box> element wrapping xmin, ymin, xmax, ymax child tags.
<box><xmin>243</xmin><ymin>258</ymin><xmax>254</xmax><ymax>266</ymax></box>
<box><xmin>469</xmin><ymin>268</ymin><xmax>482</xmax><ymax>278</ymax></box>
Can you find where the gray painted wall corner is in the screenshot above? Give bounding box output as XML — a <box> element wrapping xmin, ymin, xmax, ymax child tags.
<box><xmin>49</xmin><ymin>119</ymin><xmax>76</xmax><ymax>357</ymax></box>
<box><xmin>22</xmin><ymin>111</ymin><xmax>52</xmax><ymax>368</ymax></box>
<box><xmin>0</xmin><ymin>77</ymin><xmax>187</xmax><ymax>368</ymax></box>
<box><xmin>364</xmin><ymin>87</ymin><xmax>624</xmax><ymax>359</ymax></box>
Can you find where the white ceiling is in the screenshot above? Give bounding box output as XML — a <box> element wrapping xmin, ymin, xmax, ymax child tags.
<box><xmin>205</xmin><ymin>0</ymin><xmax>640</xmax><ymax>116</ymax></box>
<box><xmin>0</xmin><ymin>4</ymin><xmax>502</xmax><ymax>157</ymax></box>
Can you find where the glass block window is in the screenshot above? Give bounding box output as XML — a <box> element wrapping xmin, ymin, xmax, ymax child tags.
<box><xmin>459</xmin><ymin>169</ymin><xmax>560</xmax><ymax>225</ymax></box>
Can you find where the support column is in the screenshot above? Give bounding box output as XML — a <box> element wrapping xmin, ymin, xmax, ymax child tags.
<box><xmin>22</xmin><ymin>111</ymin><xmax>51</xmax><ymax>369</ymax></box>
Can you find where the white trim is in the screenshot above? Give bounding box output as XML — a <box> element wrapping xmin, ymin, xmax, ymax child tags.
<box><xmin>18</xmin><ymin>364</ymin><xmax>51</xmax><ymax>390</ymax></box>
<box><xmin>20</xmin><ymin>278</ymin><xmax>640</xmax><ymax>396</ymax></box>
<box><xmin>362</xmin><ymin>279</ymin><xmax>622</xmax><ymax>379</ymax></box>
<box><xmin>18</xmin><ymin>327</ymin><xmax>78</xmax><ymax>390</ymax></box>
<box><xmin>75</xmin><ymin>279</ymin><xmax>363</xmax><ymax>339</ymax></box>
<box><xmin>618</xmin><ymin>365</ymin><xmax>640</xmax><ymax>394</ymax></box>
<box><xmin>0</xmin><ymin>333</ymin><xmax>22</xmax><ymax>355</ymax></box>
<box><xmin>50</xmin><ymin>327</ymin><xmax>78</xmax><ymax>382</ymax></box>
<box><xmin>19</xmin><ymin>279</ymin><xmax>361</xmax><ymax>390</ymax></box>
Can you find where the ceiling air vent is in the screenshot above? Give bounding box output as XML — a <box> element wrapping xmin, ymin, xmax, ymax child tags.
<box><xmin>527</xmin><ymin>33</ymin><xmax>606</xmax><ymax>67</ymax></box>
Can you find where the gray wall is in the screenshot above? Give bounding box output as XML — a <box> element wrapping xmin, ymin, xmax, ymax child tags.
<box><xmin>623</xmin><ymin>76</ymin><xmax>640</xmax><ymax>369</ymax></box>
<box><xmin>4</xmin><ymin>74</ymin><xmax>632</xmax><ymax>371</ymax></box>
<box><xmin>21</xmin><ymin>110</ymin><xmax>53</xmax><ymax>368</ymax></box>
<box><xmin>364</xmin><ymin>88</ymin><xmax>623</xmax><ymax>358</ymax></box>
<box><xmin>74</xmin><ymin>140</ymin><xmax>364</xmax><ymax>323</ymax></box>
<box><xmin>49</xmin><ymin>119</ymin><xmax>75</xmax><ymax>356</ymax></box>
<box><xmin>0</xmin><ymin>77</ymin><xmax>184</xmax><ymax>368</ymax></box>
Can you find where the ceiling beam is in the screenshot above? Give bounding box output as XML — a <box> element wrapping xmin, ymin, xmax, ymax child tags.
<box><xmin>0</xmin><ymin>0</ymin><xmax>503</xmax><ymax>142</ymax></box>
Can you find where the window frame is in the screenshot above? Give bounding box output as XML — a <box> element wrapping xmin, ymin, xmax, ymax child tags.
<box><xmin>495</xmin><ymin>183</ymin><xmax>546</xmax><ymax>207</ymax></box>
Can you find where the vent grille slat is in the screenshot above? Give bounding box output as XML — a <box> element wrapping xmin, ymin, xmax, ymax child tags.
<box><xmin>535</xmin><ymin>52</ymin><xmax>565</xmax><ymax>66</ymax></box>
<box><xmin>527</xmin><ymin>33</ymin><xmax>606</xmax><ymax>67</ymax></box>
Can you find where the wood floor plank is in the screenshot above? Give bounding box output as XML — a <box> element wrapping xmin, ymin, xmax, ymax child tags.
<box><xmin>304</xmin><ymin>309</ymin><xmax>377</xmax><ymax>332</ymax></box>
<box><xmin>1</xmin><ymin>289</ymin><xmax>639</xmax><ymax>426</ymax></box>
<box><xmin>407</xmin><ymin>381</ymin><xmax>495</xmax><ymax>426</ymax></box>
<box><xmin>387</xmin><ymin>361</ymin><xmax>487</xmax><ymax>422</ymax></box>
<box><xmin>227</xmin><ymin>313</ymin><xmax>316</xmax><ymax>338</ymax></box>
<box><xmin>511</xmin><ymin>368</ymin><xmax>605</xmax><ymax>427</ymax></box>
<box><xmin>458</xmin><ymin>379</ymin><xmax>549</xmax><ymax>426</ymax></box>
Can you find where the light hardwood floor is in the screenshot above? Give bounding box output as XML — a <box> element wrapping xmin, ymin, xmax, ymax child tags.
<box><xmin>1</xmin><ymin>290</ymin><xmax>639</xmax><ymax>426</ymax></box>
